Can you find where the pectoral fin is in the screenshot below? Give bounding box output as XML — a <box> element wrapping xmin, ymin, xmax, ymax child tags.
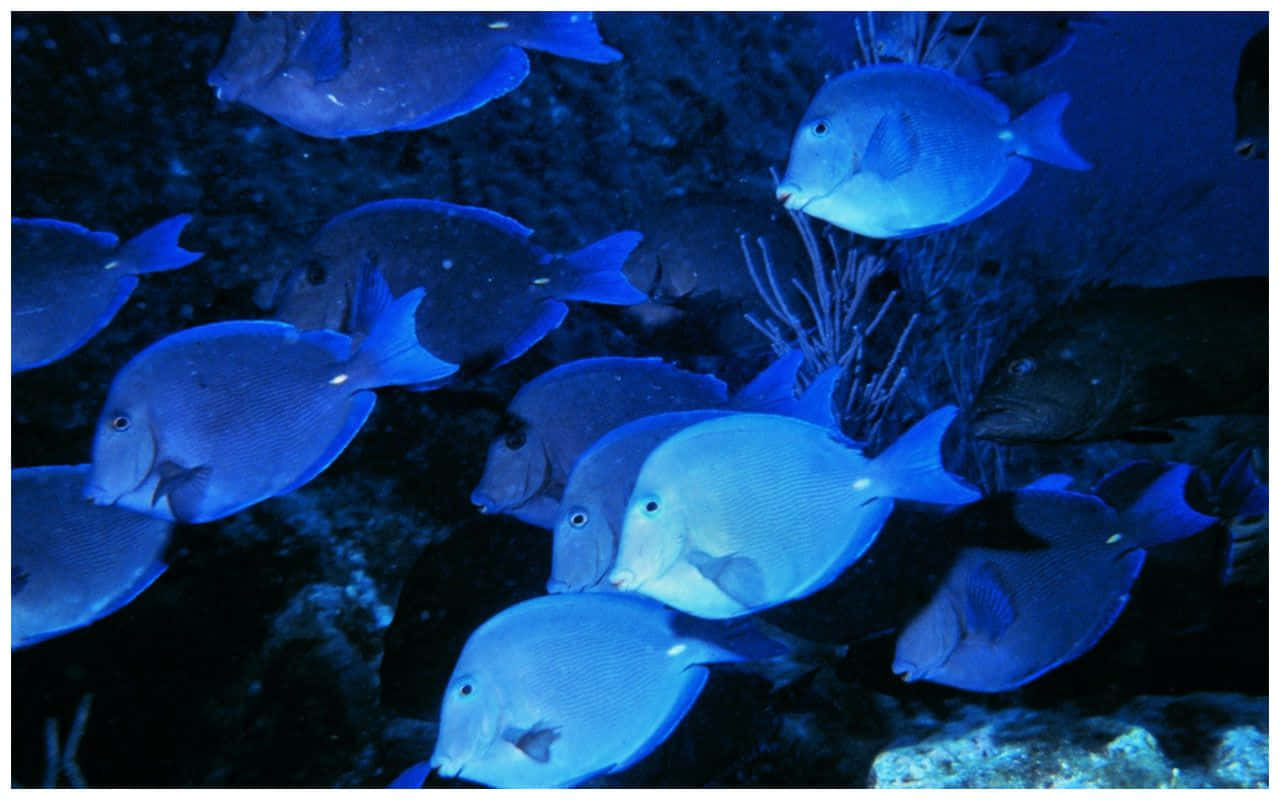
<box><xmin>502</xmin><ymin>723</ymin><xmax>561</xmax><ymax>763</ymax></box>
<box><xmin>688</xmin><ymin>550</ymin><xmax>767</xmax><ymax>607</ymax></box>
<box><xmin>863</xmin><ymin>111</ymin><xmax>920</xmax><ymax>180</ymax></box>
<box><xmin>963</xmin><ymin>561</ymin><xmax>1017</xmax><ymax>642</ymax></box>
<box><xmin>153</xmin><ymin>461</ymin><xmax>212</xmax><ymax>522</ymax></box>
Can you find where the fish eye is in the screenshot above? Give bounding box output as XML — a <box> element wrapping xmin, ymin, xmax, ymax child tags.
<box><xmin>1008</xmin><ymin>358</ymin><xmax>1037</xmax><ymax>376</ymax></box>
<box><xmin>811</xmin><ymin>119</ymin><xmax>831</xmax><ymax>137</ymax></box>
<box><xmin>568</xmin><ymin>509</ymin><xmax>589</xmax><ymax>528</ymax></box>
<box><xmin>642</xmin><ymin>498</ymin><xmax>660</xmax><ymax>515</ymax></box>
<box><xmin>110</xmin><ymin>414</ymin><xmax>131</xmax><ymax>432</ymax></box>
<box><xmin>305</xmin><ymin>264</ymin><xmax>328</xmax><ymax>286</ymax></box>
<box><xmin>504</xmin><ymin>430</ymin><xmax>526</xmax><ymax>450</ymax></box>
<box><xmin>459</xmin><ymin>683</ymin><xmax>473</xmax><ymax>697</ymax></box>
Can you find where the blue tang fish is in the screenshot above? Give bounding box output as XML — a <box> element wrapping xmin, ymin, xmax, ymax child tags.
<box><xmin>394</xmin><ymin>592</ymin><xmax>783</xmax><ymax>788</ymax></box>
<box><xmin>548</xmin><ymin>365</ymin><xmax>841</xmax><ymax>594</ymax></box>
<box><xmin>892</xmin><ymin>464</ymin><xmax>1217</xmax><ymax>692</ymax></box>
<box><xmin>13</xmin><ymin>215</ymin><xmax>202</xmax><ymax>372</ymax></box>
<box><xmin>13</xmin><ymin>465</ymin><xmax>173</xmax><ymax>649</ymax></box>
<box><xmin>777</xmin><ymin>63</ymin><xmax>1091</xmax><ymax>238</ymax></box>
<box><xmin>472</xmin><ymin>351</ymin><xmax>804</xmax><ymax>529</ymax></box>
<box><xmin>609</xmin><ymin>406</ymin><xmax>981</xmax><ymax>619</ymax></box>
<box><xmin>85</xmin><ymin>286</ymin><xmax>456</xmax><ymax>523</ymax></box>
<box><xmin>268</xmin><ymin>198</ymin><xmax>644</xmax><ymax>383</ymax></box>
<box><xmin>209</xmin><ymin>12</ymin><xmax>621</xmax><ymax>138</ymax></box>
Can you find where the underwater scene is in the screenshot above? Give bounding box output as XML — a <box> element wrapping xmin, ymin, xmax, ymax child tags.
<box><xmin>11</xmin><ymin>10</ymin><xmax>1268</xmax><ymax>789</ymax></box>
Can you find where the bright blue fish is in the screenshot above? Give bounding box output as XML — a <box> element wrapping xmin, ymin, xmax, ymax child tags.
<box><xmin>267</xmin><ymin>198</ymin><xmax>644</xmax><ymax>385</ymax></box>
<box><xmin>85</xmin><ymin>285</ymin><xmax>456</xmax><ymax>523</ymax></box>
<box><xmin>13</xmin><ymin>464</ymin><xmax>172</xmax><ymax>649</ymax></box>
<box><xmin>892</xmin><ymin>464</ymin><xmax>1217</xmax><ymax>692</ymax></box>
<box><xmin>548</xmin><ymin>364</ymin><xmax>841</xmax><ymax>594</ymax></box>
<box><xmin>610</xmin><ymin>406</ymin><xmax>981</xmax><ymax>619</ymax></box>
<box><xmin>777</xmin><ymin>63</ymin><xmax>1091</xmax><ymax>238</ymax></box>
<box><xmin>209</xmin><ymin>12</ymin><xmax>622</xmax><ymax>138</ymax></box>
<box><xmin>394</xmin><ymin>592</ymin><xmax>783</xmax><ymax>788</ymax></box>
<box><xmin>13</xmin><ymin>215</ymin><xmax>202</xmax><ymax>372</ymax></box>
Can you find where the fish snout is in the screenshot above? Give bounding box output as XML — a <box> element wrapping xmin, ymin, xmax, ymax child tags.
<box><xmin>429</xmin><ymin>755</ymin><xmax>463</xmax><ymax>780</ymax></box>
<box><xmin>776</xmin><ymin>183</ymin><xmax>803</xmax><ymax>208</ymax></box>
<box><xmin>83</xmin><ymin>481</ymin><xmax>117</xmax><ymax>506</ymax></box>
<box><xmin>891</xmin><ymin>659</ymin><xmax>920</xmax><ymax>683</ymax></box>
<box><xmin>545</xmin><ymin>578</ymin><xmax>571</xmax><ymax>594</ymax></box>
<box><xmin>470</xmin><ymin>488</ymin><xmax>499</xmax><ymax>514</ymax></box>
<box><xmin>608</xmin><ymin>568</ymin><xmax>637</xmax><ymax>590</ymax></box>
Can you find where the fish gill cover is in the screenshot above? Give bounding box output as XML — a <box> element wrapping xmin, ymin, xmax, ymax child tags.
<box><xmin>11</xmin><ymin>10</ymin><xmax>1268</xmax><ymax>790</ymax></box>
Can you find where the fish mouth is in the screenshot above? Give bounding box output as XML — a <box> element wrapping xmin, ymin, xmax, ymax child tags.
<box><xmin>891</xmin><ymin>659</ymin><xmax>920</xmax><ymax>682</ymax></box>
<box><xmin>429</xmin><ymin>757</ymin><xmax>463</xmax><ymax>781</ymax></box>
<box><xmin>608</xmin><ymin>567</ymin><xmax>639</xmax><ymax>591</ymax></box>
<box><xmin>776</xmin><ymin>182</ymin><xmax>806</xmax><ymax>210</ymax></box>
<box><xmin>84</xmin><ymin>481</ymin><xmax>122</xmax><ymax>507</ymax></box>
<box><xmin>469</xmin><ymin>488</ymin><xmax>505</xmax><ymax>514</ymax></box>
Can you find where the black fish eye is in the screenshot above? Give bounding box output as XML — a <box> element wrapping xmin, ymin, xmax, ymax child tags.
<box><xmin>459</xmin><ymin>683</ymin><xmax>473</xmax><ymax>696</ymax></box>
<box><xmin>569</xmin><ymin>510</ymin><xmax>588</xmax><ymax>528</ymax></box>
<box><xmin>505</xmin><ymin>430</ymin><xmax>526</xmax><ymax>450</ymax></box>
<box><xmin>812</xmin><ymin>119</ymin><xmax>830</xmax><ymax>137</ymax></box>
<box><xmin>644</xmin><ymin>499</ymin><xmax>660</xmax><ymax>514</ymax></box>
<box><xmin>1008</xmin><ymin>358</ymin><xmax>1036</xmax><ymax>376</ymax></box>
<box><xmin>111</xmin><ymin>414</ymin><xmax>131</xmax><ymax>431</ymax></box>
<box><xmin>306</xmin><ymin>264</ymin><xmax>328</xmax><ymax>286</ymax></box>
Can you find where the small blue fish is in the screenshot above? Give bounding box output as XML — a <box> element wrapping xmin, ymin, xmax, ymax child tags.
<box><xmin>609</xmin><ymin>406</ymin><xmax>980</xmax><ymax>619</ymax></box>
<box><xmin>85</xmin><ymin>285</ymin><xmax>456</xmax><ymax>523</ymax></box>
<box><xmin>892</xmin><ymin>464</ymin><xmax>1216</xmax><ymax>692</ymax></box>
<box><xmin>13</xmin><ymin>215</ymin><xmax>202</xmax><ymax>372</ymax></box>
<box><xmin>209</xmin><ymin>12</ymin><xmax>622</xmax><ymax>138</ymax></box>
<box><xmin>267</xmin><ymin>198</ymin><xmax>644</xmax><ymax>384</ymax></box>
<box><xmin>548</xmin><ymin>365</ymin><xmax>840</xmax><ymax>594</ymax></box>
<box><xmin>777</xmin><ymin>63</ymin><xmax>1091</xmax><ymax>238</ymax></box>
<box><xmin>13</xmin><ymin>465</ymin><xmax>172</xmax><ymax>649</ymax></box>
<box><xmin>394</xmin><ymin>592</ymin><xmax>783</xmax><ymax>788</ymax></box>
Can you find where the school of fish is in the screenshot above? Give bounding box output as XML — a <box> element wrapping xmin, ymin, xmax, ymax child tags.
<box><xmin>12</xmin><ymin>11</ymin><xmax>1265</xmax><ymax>790</ymax></box>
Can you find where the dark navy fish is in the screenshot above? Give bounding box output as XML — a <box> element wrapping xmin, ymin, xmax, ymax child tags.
<box><xmin>1234</xmin><ymin>26</ymin><xmax>1267</xmax><ymax>159</ymax></box>
<box><xmin>13</xmin><ymin>215</ymin><xmax>202</xmax><ymax>372</ymax></box>
<box><xmin>268</xmin><ymin>198</ymin><xmax>644</xmax><ymax>383</ymax></box>
<box><xmin>971</xmin><ymin>277</ymin><xmax>1268</xmax><ymax>444</ymax></box>
<box><xmin>13</xmin><ymin>464</ymin><xmax>172</xmax><ymax>649</ymax></box>
<box><xmin>85</xmin><ymin>286</ymin><xmax>456</xmax><ymax>523</ymax></box>
<box><xmin>209</xmin><ymin>12</ymin><xmax>622</xmax><ymax>138</ymax></box>
<box><xmin>472</xmin><ymin>351</ymin><xmax>803</xmax><ymax>529</ymax></box>
<box><xmin>892</xmin><ymin>465</ymin><xmax>1216</xmax><ymax>692</ymax></box>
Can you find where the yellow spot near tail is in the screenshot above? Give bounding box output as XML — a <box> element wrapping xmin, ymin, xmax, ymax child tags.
<box><xmin>103</xmin><ymin>260</ymin><xmax>120</xmax><ymax>270</ymax></box>
<box><xmin>488</xmin><ymin>20</ymin><xmax>510</xmax><ymax>29</ymax></box>
<box><xmin>852</xmin><ymin>477</ymin><xmax>871</xmax><ymax>491</ymax></box>
<box><xmin>1106</xmin><ymin>533</ymin><xmax>1122</xmax><ymax>544</ymax></box>
<box><xmin>532</xmin><ymin>277</ymin><xmax>551</xmax><ymax>286</ymax></box>
<box><xmin>666</xmin><ymin>643</ymin><xmax>687</xmax><ymax>657</ymax></box>
<box><xmin>329</xmin><ymin>373</ymin><xmax>349</xmax><ymax>385</ymax></box>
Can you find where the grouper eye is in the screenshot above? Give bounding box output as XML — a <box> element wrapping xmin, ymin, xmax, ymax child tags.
<box><xmin>504</xmin><ymin>430</ymin><xmax>526</xmax><ymax>450</ymax></box>
<box><xmin>1008</xmin><ymin>357</ymin><xmax>1036</xmax><ymax>376</ymax></box>
<box><xmin>305</xmin><ymin>264</ymin><xmax>328</xmax><ymax>286</ymax></box>
<box><xmin>811</xmin><ymin>119</ymin><xmax>831</xmax><ymax>137</ymax></box>
<box><xmin>568</xmin><ymin>509</ymin><xmax>588</xmax><ymax>528</ymax></box>
<box><xmin>111</xmin><ymin>414</ymin><xmax>131</xmax><ymax>432</ymax></box>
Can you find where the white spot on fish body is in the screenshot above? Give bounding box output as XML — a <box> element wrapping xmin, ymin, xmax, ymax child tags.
<box><xmin>326</xmin><ymin>93</ymin><xmax>345</xmax><ymax>107</ymax></box>
<box><xmin>998</xmin><ymin>129</ymin><xmax>1014</xmax><ymax>142</ymax></box>
<box><xmin>1106</xmin><ymin>533</ymin><xmax>1122</xmax><ymax>544</ymax></box>
<box><xmin>330</xmin><ymin>373</ymin><xmax>350</xmax><ymax>385</ymax></box>
<box><xmin>666</xmin><ymin>643</ymin><xmax>687</xmax><ymax>657</ymax></box>
<box><xmin>852</xmin><ymin>477</ymin><xmax>872</xmax><ymax>491</ymax></box>
<box><xmin>103</xmin><ymin>260</ymin><xmax>120</xmax><ymax>270</ymax></box>
<box><xmin>487</xmin><ymin>20</ymin><xmax>510</xmax><ymax>29</ymax></box>
<box><xmin>532</xmin><ymin>277</ymin><xmax>550</xmax><ymax>286</ymax></box>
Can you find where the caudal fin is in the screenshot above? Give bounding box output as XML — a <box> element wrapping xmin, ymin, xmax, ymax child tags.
<box><xmin>561</xmin><ymin>231</ymin><xmax>647</xmax><ymax>305</ymax></box>
<box><xmin>348</xmin><ymin>287</ymin><xmax>458</xmax><ymax>390</ymax></box>
<box><xmin>1010</xmin><ymin>92</ymin><xmax>1092</xmax><ymax>171</ymax></box>
<box><xmin>868</xmin><ymin>406</ymin><xmax>982</xmax><ymax>506</ymax></box>
<box><xmin>1122</xmin><ymin>463</ymin><xmax>1218</xmax><ymax>547</ymax></box>
<box><xmin>117</xmin><ymin>214</ymin><xmax>204</xmax><ymax>274</ymax></box>
<box><xmin>522</xmin><ymin>12</ymin><xmax>623</xmax><ymax>63</ymax></box>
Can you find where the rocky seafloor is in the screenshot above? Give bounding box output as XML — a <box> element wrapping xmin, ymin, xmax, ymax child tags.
<box><xmin>12</xmin><ymin>12</ymin><xmax>1267</xmax><ymax>788</ymax></box>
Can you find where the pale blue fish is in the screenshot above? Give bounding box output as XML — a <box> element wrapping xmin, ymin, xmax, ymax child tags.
<box><xmin>548</xmin><ymin>364</ymin><xmax>841</xmax><ymax>594</ymax></box>
<box><xmin>892</xmin><ymin>465</ymin><xmax>1216</xmax><ymax>692</ymax></box>
<box><xmin>13</xmin><ymin>215</ymin><xmax>202</xmax><ymax>372</ymax></box>
<box><xmin>267</xmin><ymin>198</ymin><xmax>644</xmax><ymax>384</ymax></box>
<box><xmin>393</xmin><ymin>592</ymin><xmax>783</xmax><ymax>788</ymax></box>
<box><xmin>85</xmin><ymin>285</ymin><xmax>456</xmax><ymax>523</ymax></box>
<box><xmin>777</xmin><ymin>63</ymin><xmax>1091</xmax><ymax>239</ymax></box>
<box><xmin>472</xmin><ymin>351</ymin><xmax>804</xmax><ymax>530</ymax></box>
<box><xmin>609</xmin><ymin>406</ymin><xmax>981</xmax><ymax>619</ymax></box>
<box><xmin>13</xmin><ymin>465</ymin><xmax>172</xmax><ymax>649</ymax></box>
<box><xmin>209</xmin><ymin>12</ymin><xmax>622</xmax><ymax>138</ymax></box>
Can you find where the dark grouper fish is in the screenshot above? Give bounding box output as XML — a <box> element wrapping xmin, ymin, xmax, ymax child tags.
<box><xmin>13</xmin><ymin>465</ymin><xmax>172</xmax><ymax>649</ymax></box>
<box><xmin>86</xmin><ymin>287</ymin><xmax>456</xmax><ymax>524</ymax></box>
<box><xmin>269</xmin><ymin>198</ymin><xmax>644</xmax><ymax>383</ymax></box>
<box><xmin>12</xmin><ymin>215</ymin><xmax>203</xmax><ymax>372</ymax></box>
<box><xmin>971</xmin><ymin>277</ymin><xmax>1267</xmax><ymax>444</ymax></box>
<box><xmin>892</xmin><ymin>466</ymin><xmax>1216</xmax><ymax>692</ymax></box>
<box><xmin>208</xmin><ymin>12</ymin><xmax>622</xmax><ymax>138</ymax></box>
